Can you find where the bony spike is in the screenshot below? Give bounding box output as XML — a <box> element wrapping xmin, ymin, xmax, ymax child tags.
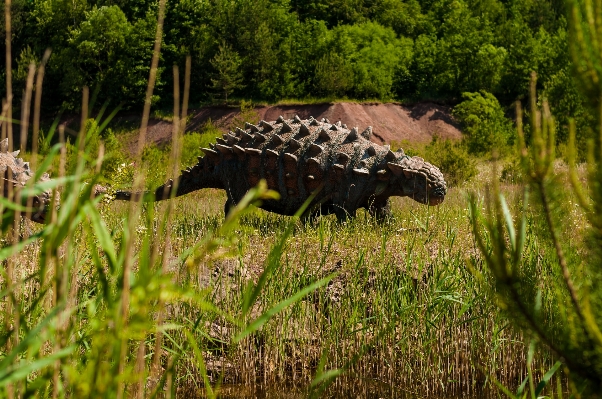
<box><xmin>298</xmin><ymin>124</ymin><xmax>311</xmax><ymax>137</ymax></box>
<box><xmin>289</xmin><ymin>138</ymin><xmax>302</xmax><ymax>151</ymax></box>
<box><xmin>273</xmin><ymin>135</ymin><xmax>284</xmax><ymax>145</ymax></box>
<box><xmin>215</xmin><ymin>144</ymin><xmax>233</xmax><ymax>154</ymax></box>
<box><xmin>361</xmin><ymin>126</ymin><xmax>373</xmax><ymax>140</ymax></box>
<box><xmin>353</xmin><ymin>168</ymin><xmax>370</xmax><ymax>176</ymax></box>
<box><xmin>309</xmin><ymin>143</ymin><xmax>323</xmax><ymax>155</ymax></box>
<box><xmin>280</xmin><ymin>122</ymin><xmax>293</xmax><ymax>134</ymax></box>
<box><xmin>201</xmin><ymin>148</ymin><xmax>219</xmax><ymax>157</ymax></box>
<box><xmin>260</xmin><ymin>120</ymin><xmax>274</xmax><ymax>132</ymax></box>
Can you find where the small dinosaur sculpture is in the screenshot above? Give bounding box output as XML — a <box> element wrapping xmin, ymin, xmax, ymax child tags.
<box><xmin>0</xmin><ymin>138</ymin><xmax>53</xmax><ymax>223</ymax></box>
<box><xmin>115</xmin><ymin>116</ymin><xmax>447</xmax><ymax>220</ymax></box>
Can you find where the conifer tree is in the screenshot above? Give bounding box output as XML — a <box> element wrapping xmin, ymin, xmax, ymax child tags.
<box><xmin>209</xmin><ymin>42</ymin><xmax>244</xmax><ymax>103</ymax></box>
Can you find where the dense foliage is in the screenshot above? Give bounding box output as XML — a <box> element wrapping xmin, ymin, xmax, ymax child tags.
<box><xmin>1</xmin><ymin>0</ymin><xmax>582</xmax><ymax>124</ymax></box>
<box><xmin>469</xmin><ymin>0</ymin><xmax>602</xmax><ymax>395</ymax></box>
<box><xmin>453</xmin><ymin>91</ymin><xmax>516</xmax><ymax>154</ymax></box>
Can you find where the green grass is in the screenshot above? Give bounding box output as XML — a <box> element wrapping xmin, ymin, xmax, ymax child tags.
<box><xmin>0</xmin><ymin>7</ymin><xmax>572</xmax><ymax>395</ymax></box>
<box><xmin>0</xmin><ymin>150</ymin><xmax>571</xmax><ymax>397</ymax></box>
<box><xmin>192</xmin><ymin>97</ymin><xmax>401</xmax><ymax>108</ymax></box>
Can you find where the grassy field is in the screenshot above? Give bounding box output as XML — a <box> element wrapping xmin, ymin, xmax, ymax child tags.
<box><xmin>0</xmin><ymin>5</ymin><xmax>578</xmax><ymax>394</ymax></box>
<box><xmin>0</xmin><ymin>147</ymin><xmax>571</xmax><ymax>397</ymax></box>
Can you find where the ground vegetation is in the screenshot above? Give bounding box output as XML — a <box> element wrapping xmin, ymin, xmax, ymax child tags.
<box><xmin>0</xmin><ymin>0</ymin><xmax>600</xmax><ymax>397</ymax></box>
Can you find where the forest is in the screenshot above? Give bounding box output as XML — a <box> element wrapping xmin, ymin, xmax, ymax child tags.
<box><xmin>1</xmin><ymin>0</ymin><xmax>582</xmax><ymax>131</ymax></box>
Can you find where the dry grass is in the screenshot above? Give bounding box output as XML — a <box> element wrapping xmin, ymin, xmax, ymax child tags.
<box><xmin>0</xmin><ymin>5</ymin><xmax>574</xmax><ymax>396</ymax></box>
<box><xmin>92</xmin><ymin>173</ymin><xmax>565</xmax><ymax>398</ymax></box>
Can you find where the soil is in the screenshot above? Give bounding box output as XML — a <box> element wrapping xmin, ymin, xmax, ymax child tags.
<box><xmin>126</xmin><ymin>102</ymin><xmax>462</xmax><ymax>153</ymax></box>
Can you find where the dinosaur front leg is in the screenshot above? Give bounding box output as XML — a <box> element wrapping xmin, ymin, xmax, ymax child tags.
<box><xmin>368</xmin><ymin>199</ymin><xmax>393</xmax><ymax>222</ymax></box>
<box><xmin>334</xmin><ymin>205</ymin><xmax>356</xmax><ymax>223</ymax></box>
<box><xmin>300</xmin><ymin>202</ymin><xmax>334</xmax><ymax>225</ymax></box>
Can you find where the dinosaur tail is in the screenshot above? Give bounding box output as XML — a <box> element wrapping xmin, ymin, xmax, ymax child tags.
<box><xmin>114</xmin><ymin>159</ymin><xmax>220</xmax><ymax>202</ymax></box>
<box><xmin>114</xmin><ymin>180</ymin><xmax>175</xmax><ymax>202</ymax></box>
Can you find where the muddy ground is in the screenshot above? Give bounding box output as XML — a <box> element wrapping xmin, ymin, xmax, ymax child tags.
<box><xmin>122</xmin><ymin>102</ymin><xmax>462</xmax><ymax>153</ymax></box>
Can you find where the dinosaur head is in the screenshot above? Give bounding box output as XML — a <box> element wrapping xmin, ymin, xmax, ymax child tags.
<box><xmin>387</xmin><ymin>156</ymin><xmax>447</xmax><ymax>206</ymax></box>
<box><xmin>0</xmin><ymin>139</ymin><xmax>54</xmax><ymax>223</ymax></box>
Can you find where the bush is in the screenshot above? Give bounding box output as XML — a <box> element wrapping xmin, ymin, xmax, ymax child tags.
<box><xmin>453</xmin><ymin>91</ymin><xmax>515</xmax><ymax>155</ymax></box>
<box><xmin>141</xmin><ymin>143</ymin><xmax>170</xmax><ymax>189</ymax></box>
<box><xmin>389</xmin><ymin>139</ymin><xmax>426</xmax><ymax>157</ymax></box>
<box><xmin>391</xmin><ymin>137</ymin><xmax>477</xmax><ymax>186</ymax></box>
<box><xmin>230</xmin><ymin>100</ymin><xmax>260</xmax><ymax>131</ymax></box>
<box><xmin>424</xmin><ymin>137</ymin><xmax>477</xmax><ymax>187</ymax></box>
<box><xmin>99</xmin><ymin>128</ymin><xmax>129</xmax><ymax>185</ymax></box>
<box><xmin>499</xmin><ymin>157</ymin><xmax>524</xmax><ymax>184</ymax></box>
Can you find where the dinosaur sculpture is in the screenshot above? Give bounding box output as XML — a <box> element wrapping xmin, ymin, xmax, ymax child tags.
<box><xmin>115</xmin><ymin>116</ymin><xmax>447</xmax><ymax>220</ymax></box>
<box><xmin>0</xmin><ymin>138</ymin><xmax>53</xmax><ymax>223</ymax></box>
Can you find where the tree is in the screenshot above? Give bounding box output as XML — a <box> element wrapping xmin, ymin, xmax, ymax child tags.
<box><xmin>290</xmin><ymin>0</ymin><xmax>366</xmax><ymax>27</ymax></box>
<box><xmin>469</xmin><ymin>1</ymin><xmax>602</xmax><ymax>392</ymax></box>
<box><xmin>328</xmin><ymin>21</ymin><xmax>413</xmax><ymax>99</ymax></box>
<box><xmin>365</xmin><ymin>0</ymin><xmax>426</xmax><ymax>37</ymax></box>
<box><xmin>452</xmin><ymin>91</ymin><xmax>515</xmax><ymax>155</ymax></box>
<box><xmin>314</xmin><ymin>53</ymin><xmax>354</xmax><ymax>97</ymax></box>
<box><xmin>56</xmin><ymin>5</ymin><xmax>159</xmax><ymax>108</ymax></box>
<box><xmin>210</xmin><ymin>42</ymin><xmax>244</xmax><ymax>103</ymax></box>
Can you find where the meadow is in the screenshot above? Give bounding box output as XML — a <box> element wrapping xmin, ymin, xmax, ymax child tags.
<box><xmin>0</xmin><ymin>52</ymin><xmax>576</xmax><ymax>399</ymax></box>
<box><xmin>0</xmin><ymin>133</ymin><xmax>571</xmax><ymax>397</ymax></box>
<box><xmin>3</xmin><ymin>0</ymin><xmax>601</xmax><ymax>396</ymax></box>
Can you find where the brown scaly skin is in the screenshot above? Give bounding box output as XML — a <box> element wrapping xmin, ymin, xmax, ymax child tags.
<box><xmin>0</xmin><ymin>138</ymin><xmax>53</xmax><ymax>223</ymax></box>
<box><xmin>115</xmin><ymin>116</ymin><xmax>447</xmax><ymax>221</ymax></box>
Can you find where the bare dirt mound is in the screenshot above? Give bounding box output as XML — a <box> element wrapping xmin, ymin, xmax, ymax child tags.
<box><xmin>137</xmin><ymin>102</ymin><xmax>462</xmax><ymax>151</ymax></box>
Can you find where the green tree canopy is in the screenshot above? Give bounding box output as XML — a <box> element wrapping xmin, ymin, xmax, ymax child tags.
<box><xmin>0</xmin><ymin>0</ymin><xmax>584</xmax><ymax>136</ymax></box>
<box><xmin>210</xmin><ymin>42</ymin><xmax>245</xmax><ymax>103</ymax></box>
<box><xmin>452</xmin><ymin>90</ymin><xmax>515</xmax><ymax>154</ymax></box>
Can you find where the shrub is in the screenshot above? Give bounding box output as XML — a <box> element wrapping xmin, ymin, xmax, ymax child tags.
<box><xmin>453</xmin><ymin>90</ymin><xmax>515</xmax><ymax>155</ymax></box>
<box><xmin>230</xmin><ymin>100</ymin><xmax>260</xmax><ymax>130</ymax></box>
<box><xmin>194</xmin><ymin>119</ymin><xmax>223</xmax><ymax>149</ymax></box>
<box><xmin>391</xmin><ymin>137</ymin><xmax>477</xmax><ymax>187</ymax></box>
<box><xmin>424</xmin><ymin>137</ymin><xmax>477</xmax><ymax>186</ymax></box>
<box><xmin>389</xmin><ymin>139</ymin><xmax>426</xmax><ymax>158</ymax></box>
<box><xmin>141</xmin><ymin>143</ymin><xmax>169</xmax><ymax>189</ymax></box>
<box><xmin>99</xmin><ymin>128</ymin><xmax>129</xmax><ymax>185</ymax></box>
<box><xmin>499</xmin><ymin>157</ymin><xmax>524</xmax><ymax>184</ymax></box>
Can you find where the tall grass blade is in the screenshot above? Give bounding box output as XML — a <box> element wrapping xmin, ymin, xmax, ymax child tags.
<box><xmin>534</xmin><ymin>361</ymin><xmax>562</xmax><ymax>396</ymax></box>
